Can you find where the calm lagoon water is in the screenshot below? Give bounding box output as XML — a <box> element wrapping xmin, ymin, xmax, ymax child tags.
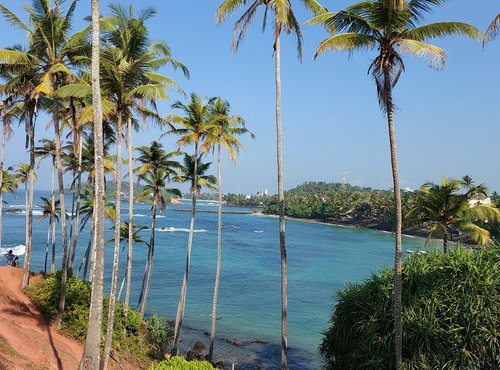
<box><xmin>1</xmin><ymin>191</ymin><xmax>434</xmax><ymax>369</ymax></box>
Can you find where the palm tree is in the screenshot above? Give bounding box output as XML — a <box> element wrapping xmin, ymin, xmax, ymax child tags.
<box><xmin>309</xmin><ymin>2</ymin><xmax>481</xmax><ymax>366</ymax></box>
<box><xmin>38</xmin><ymin>197</ymin><xmax>60</xmax><ymax>274</ymax></box>
<box><xmin>78</xmin><ymin>187</ymin><xmax>116</xmax><ymax>281</ymax></box>
<box><xmin>204</xmin><ymin>97</ymin><xmax>253</xmax><ymax>361</ymax></box>
<box><xmin>0</xmin><ymin>94</ymin><xmax>15</xmax><ymax>248</ymax></box>
<box><xmin>96</xmin><ymin>6</ymin><xmax>187</xmax><ymax>364</ymax></box>
<box><xmin>116</xmin><ymin>222</ymin><xmax>148</xmax><ymax>302</ymax></box>
<box><xmin>171</xmin><ymin>153</ymin><xmax>217</xmax><ymax>352</ymax></box>
<box><xmin>79</xmin><ymin>0</ymin><xmax>105</xmax><ymax>367</ymax></box>
<box><xmin>216</xmin><ymin>2</ymin><xmax>326</xmax><ymax>365</ymax></box>
<box><xmin>406</xmin><ymin>178</ymin><xmax>500</xmax><ymax>253</ymax></box>
<box><xmin>0</xmin><ymin>167</ymin><xmax>19</xmax><ymax>234</ymax></box>
<box><xmin>16</xmin><ymin>163</ymin><xmax>37</xmax><ymax>273</ymax></box>
<box><xmin>168</xmin><ymin>93</ymin><xmax>216</xmax><ymax>355</ymax></box>
<box><xmin>35</xmin><ymin>139</ymin><xmax>58</xmax><ymax>271</ymax></box>
<box><xmin>134</xmin><ymin>141</ymin><xmax>181</xmax><ymax>314</ymax></box>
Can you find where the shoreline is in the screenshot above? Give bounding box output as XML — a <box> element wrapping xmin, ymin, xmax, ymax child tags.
<box><xmin>250</xmin><ymin>211</ymin><xmax>432</xmax><ymax>240</ymax></box>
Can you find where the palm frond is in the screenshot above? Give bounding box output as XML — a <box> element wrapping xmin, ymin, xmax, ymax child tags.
<box><xmin>397</xmin><ymin>39</ymin><xmax>445</xmax><ymax>70</ymax></box>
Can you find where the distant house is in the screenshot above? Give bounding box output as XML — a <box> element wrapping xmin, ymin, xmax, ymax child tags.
<box><xmin>468</xmin><ymin>197</ymin><xmax>491</xmax><ymax>207</ymax></box>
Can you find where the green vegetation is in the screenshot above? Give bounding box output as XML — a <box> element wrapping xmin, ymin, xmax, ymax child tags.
<box><xmin>320</xmin><ymin>247</ymin><xmax>500</xmax><ymax>369</ymax></box>
<box><xmin>406</xmin><ymin>178</ymin><xmax>500</xmax><ymax>252</ymax></box>
<box><xmin>25</xmin><ymin>271</ymin><xmax>154</xmax><ymax>363</ymax></box>
<box><xmin>149</xmin><ymin>357</ymin><xmax>214</xmax><ymax>369</ymax></box>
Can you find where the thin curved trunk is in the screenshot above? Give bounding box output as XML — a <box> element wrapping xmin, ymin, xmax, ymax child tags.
<box><xmin>137</xmin><ymin>241</ymin><xmax>150</xmax><ymax>311</ymax></box>
<box><xmin>0</xmin><ymin>112</ymin><xmax>8</xmax><ymax>248</ymax></box>
<box><xmin>124</xmin><ymin>116</ymin><xmax>134</xmax><ymax>317</ymax></box>
<box><xmin>275</xmin><ymin>31</ymin><xmax>288</xmax><ymax>370</ymax></box>
<box><xmin>101</xmin><ymin>113</ymin><xmax>123</xmax><ymax>370</ymax></box>
<box><xmin>51</xmin><ymin>162</ymin><xmax>56</xmax><ymax>272</ymax></box>
<box><xmin>208</xmin><ymin>143</ymin><xmax>223</xmax><ymax>361</ymax></box>
<box><xmin>68</xmin><ymin>176</ymin><xmax>76</xmax><ymax>262</ymax></box>
<box><xmin>141</xmin><ymin>198</ymin><xmax>157</xmax><ymax>315</ymax></box>
<box><xmin>44</xmin><ymin>218</ymin><xmax>51</xmax><ymax>274</ymax></box>
<box><xmin>384</xmin><ymin>64</ymin><xmax>403</xmax><ymax>370</ymax></box>
<box><xmin>172</xmin><ymin>143</ymin><xmax>199</xmax><ymax>355</ymax></box>
<box><xmin>22</xmin><ymin>116</ymin><xmax>35</xmax><ymax>288</ymax></box>
<box><xmin>79</xmin><ymin>1</ymin><xmax>104</xmax><ymax>367</ymax></box>
<box><xmin>80</xmin><ymin>219</ymin><xmax>94</xmax><ymax>281</ymax></box>
<box><xmin>54</xmin><ymin>107</ymin><xmax>69</xmax><ymax>329</ymax></box>
<box><xmin>70</xmin><ymin>114</ymin><xmax>83</xmax><ymax>270</ymax></box>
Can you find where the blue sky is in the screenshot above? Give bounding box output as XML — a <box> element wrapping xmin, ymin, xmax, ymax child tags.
<box><xmin>1</xmin><ymin>0</ymin><xmax>500</xmax><ymax>194</ymax></box>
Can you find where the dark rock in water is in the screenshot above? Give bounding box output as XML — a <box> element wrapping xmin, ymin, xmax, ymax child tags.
<box><xmin>193</xmin><ymin>341</ymin><xmax>206</xmax><ymax>352</ymax></box>
<box><xmin>204</xmin><ymin>331</ymin><xmax>210</xmax><ymax>336</ymax></box>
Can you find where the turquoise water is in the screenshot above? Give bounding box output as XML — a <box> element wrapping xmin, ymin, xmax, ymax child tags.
<box><xmin>1</xmin><ymin>191</ymin><xmax>433</xmax><ymax>369</ymax></box>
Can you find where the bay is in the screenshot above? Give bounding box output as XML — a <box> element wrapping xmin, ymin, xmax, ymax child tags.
<box><xmin>0</xmin><ymin>190</ymin><xmax>434</xmax><ymax>369</ymax></box>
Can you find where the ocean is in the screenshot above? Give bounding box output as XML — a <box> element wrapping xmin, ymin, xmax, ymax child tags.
<box><xmin>0</xmin><ymin>190</ymin><xmax>433</xmax><ymax>369</ymax></box>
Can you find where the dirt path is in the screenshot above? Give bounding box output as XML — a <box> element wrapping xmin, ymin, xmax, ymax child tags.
<box><xmin>0</xmin><ymin>267</ymin><xmax>83</xmax><ymax>370</ymax></box>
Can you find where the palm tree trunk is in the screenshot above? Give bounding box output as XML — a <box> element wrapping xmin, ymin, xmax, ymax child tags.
<box><xmin>101</xmin><ymin>113</ymin><xmax>123</xmax><ymax>370</ymax></box>
<box><xmin>124</xmin><ymin>116</ymin><xmax>134</xmax><ymax>317</ymax></box>
<box><xmin>54</xmin><ymin>107</ymin><xmax>69</xmax><ymax>329</ymax></box>
<box><xmin>172</xmin><ymin>144</ymin><xmax>199</xmax><ymax>356</ymax></box>
<box><xmin>0</xmin><ymin>112</ymin><xmax>8</xmax><ymax>248</ymax></box>
<box><xmin>443</xmin><ymin>230</ymin><xmax>448</xmax><ymax>254</ymax></box>
<box><xmin>22</xmin><ymin>116</ymin><xmax>35</xmax><ymax>288</ymax></box>
<box><xmin>68</xmin><ymin>175</ymin><xmax>77</xmax><ymax>262</ymax></box>
<box><xmin>70</xmin><ymin>115</ymin><xmax>83</xmax><ymax>270</ymax></box>
<box><xmin>137</xmin><ymin>242</ymin><xmax>150</xmax><ymax>311</ymax></box>
<box><xmin>51</xmin><ymin>212</ymin><xmax>57</xmax><ymax>272</ymax></box>
<box><xmin>384</xmin><ymin>64</ymin><xmax>403</xmax><ymax>370</ymax></box>
<box><xmin>44</xmin><ymin>218</ymin><xmax>51</xmax><ymax>274</ymax></box>
<box><xmin>80</xmin><ymin>220</ymin><xmax>94</xmax><ymax>280</ymax></box>
<box><xmin>275</xmin><ymin>30</ymin><xmax>288</xmax><ymax>370</ymax></box>
<box><xmin>141</xmin><ymin>198</ymin><xmax>157</xmax><ymax>314</ymax></box>
<box><xmin>79</xmin><ymin>1</ymin><xmax>104</xmax><ymax>367</ymax></box>
<box><xmin>208</xmin><ymin>143</ymin><xmax>223</xmax><ymax>362</ymax></box>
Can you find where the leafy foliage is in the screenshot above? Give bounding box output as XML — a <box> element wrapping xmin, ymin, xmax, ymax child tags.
<box><xmin>320</xmin><ymin>247</ymin><xmax>500</xmax><ymax>369</ymax></box>
<box><xmin>24</xmin><ymin>271</ymin><xmax>153</xmax><ymax>362</ymax></box>
<box><xmin>149</xmin><ymin>356</ymin><xmax>214</xmax><ymax>369</ymax></box>
<box><xmin>146</xmin><ymin>314</ymin><xmax>170</xmax><ymax>359</ymax></box>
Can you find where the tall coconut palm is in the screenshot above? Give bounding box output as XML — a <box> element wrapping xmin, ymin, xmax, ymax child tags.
<box><xmin>116</xmin><ymin>222</ymin><xmax>148</xmax><ymax>302</ymax></box>
<box><xmin>309</xmin><ymin>2</ymin><xmax>481</xmax><ymax>366</ymax></box>
<box><xmin>79</xmin><ymin>0</ymin><xmax>105</xmax><ymax>367</ymax></box>
<box><xmin>406</xmin><ymin>178</ymin><xmax>500</xmax><ymax>252</ymax></box>
<box><xmin>134</xmin><ymin>141</ymin><xmax>181</xmax><ymax>314</ymax></box>
<box><xmin>16</xmin><ymin>163</ymin><xmax>37</xmax><ymax>270</ymax></box>
<box><xmin>168</xmin><ymin>93</ymin><xmax>216</xmax><ymax>355</ymax></box>
<box><xmin>78</xmin><ymin>187</ymin><xmax>116</xmax><ymax>281</ymax></box>
<box><xmin>204</xmin><ymin>97</ymin><xmax>253</xmax><ymax>361</ymax></box>
<box><xmin>97</xmin><ymin>7</ymin><xmax>187</xmax><ymax>365</ymax></box>
<box><xmin>38</xmin><ymin>197</ymin><xmax>60</xmax><ymax>274</ymax></box>
<box><xmin>216</xmin><ymin>2</ymin><xmax>326</xmax><ymax>365</ymax></box>
<box><xmin>35</xmin><ymin>139</ymin><xmax>58</xmax><ymax>271</ymax></box>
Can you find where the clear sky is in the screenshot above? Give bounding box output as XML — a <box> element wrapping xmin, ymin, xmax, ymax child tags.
<box><xmin>1</xmin><ymin>0</ymin><xmax>499</xmax><ymax>194</ymax></box>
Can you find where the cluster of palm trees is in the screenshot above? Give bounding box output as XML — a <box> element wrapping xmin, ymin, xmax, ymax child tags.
<box><xmin>0</xmin><ymin>1</ymin><xmax>252</xmax><ymax>369</ymax></box>
<box><xmin>2</xmin><ymin>1</ymin><xmax>500</xmax><ymax>369</ymax></box>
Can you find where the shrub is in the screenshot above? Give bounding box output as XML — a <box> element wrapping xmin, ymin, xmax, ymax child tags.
<box><xmin>320</xmin><ymin>247</ymin><xmax>500</xmax><ymax>370</ymax></box>
<box><xmin>25</xmin><ymin>271</ymin><xmax>151</xmax><ymax>362</ymax></box>
<box><xmin>146</xmin><ymin>314</ymin><xmax>170</xmax><ymax>359</ymax></box>
<box><xmin>149</xmin><ymin>356</ymin><xmax>214</xmax><ymax>369</ymax></box>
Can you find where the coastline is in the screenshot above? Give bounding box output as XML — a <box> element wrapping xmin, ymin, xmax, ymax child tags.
<box><xmin>250</xmin><ymin>211</ymin><xmax>431</xmax><ymax>240</ymax></box>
